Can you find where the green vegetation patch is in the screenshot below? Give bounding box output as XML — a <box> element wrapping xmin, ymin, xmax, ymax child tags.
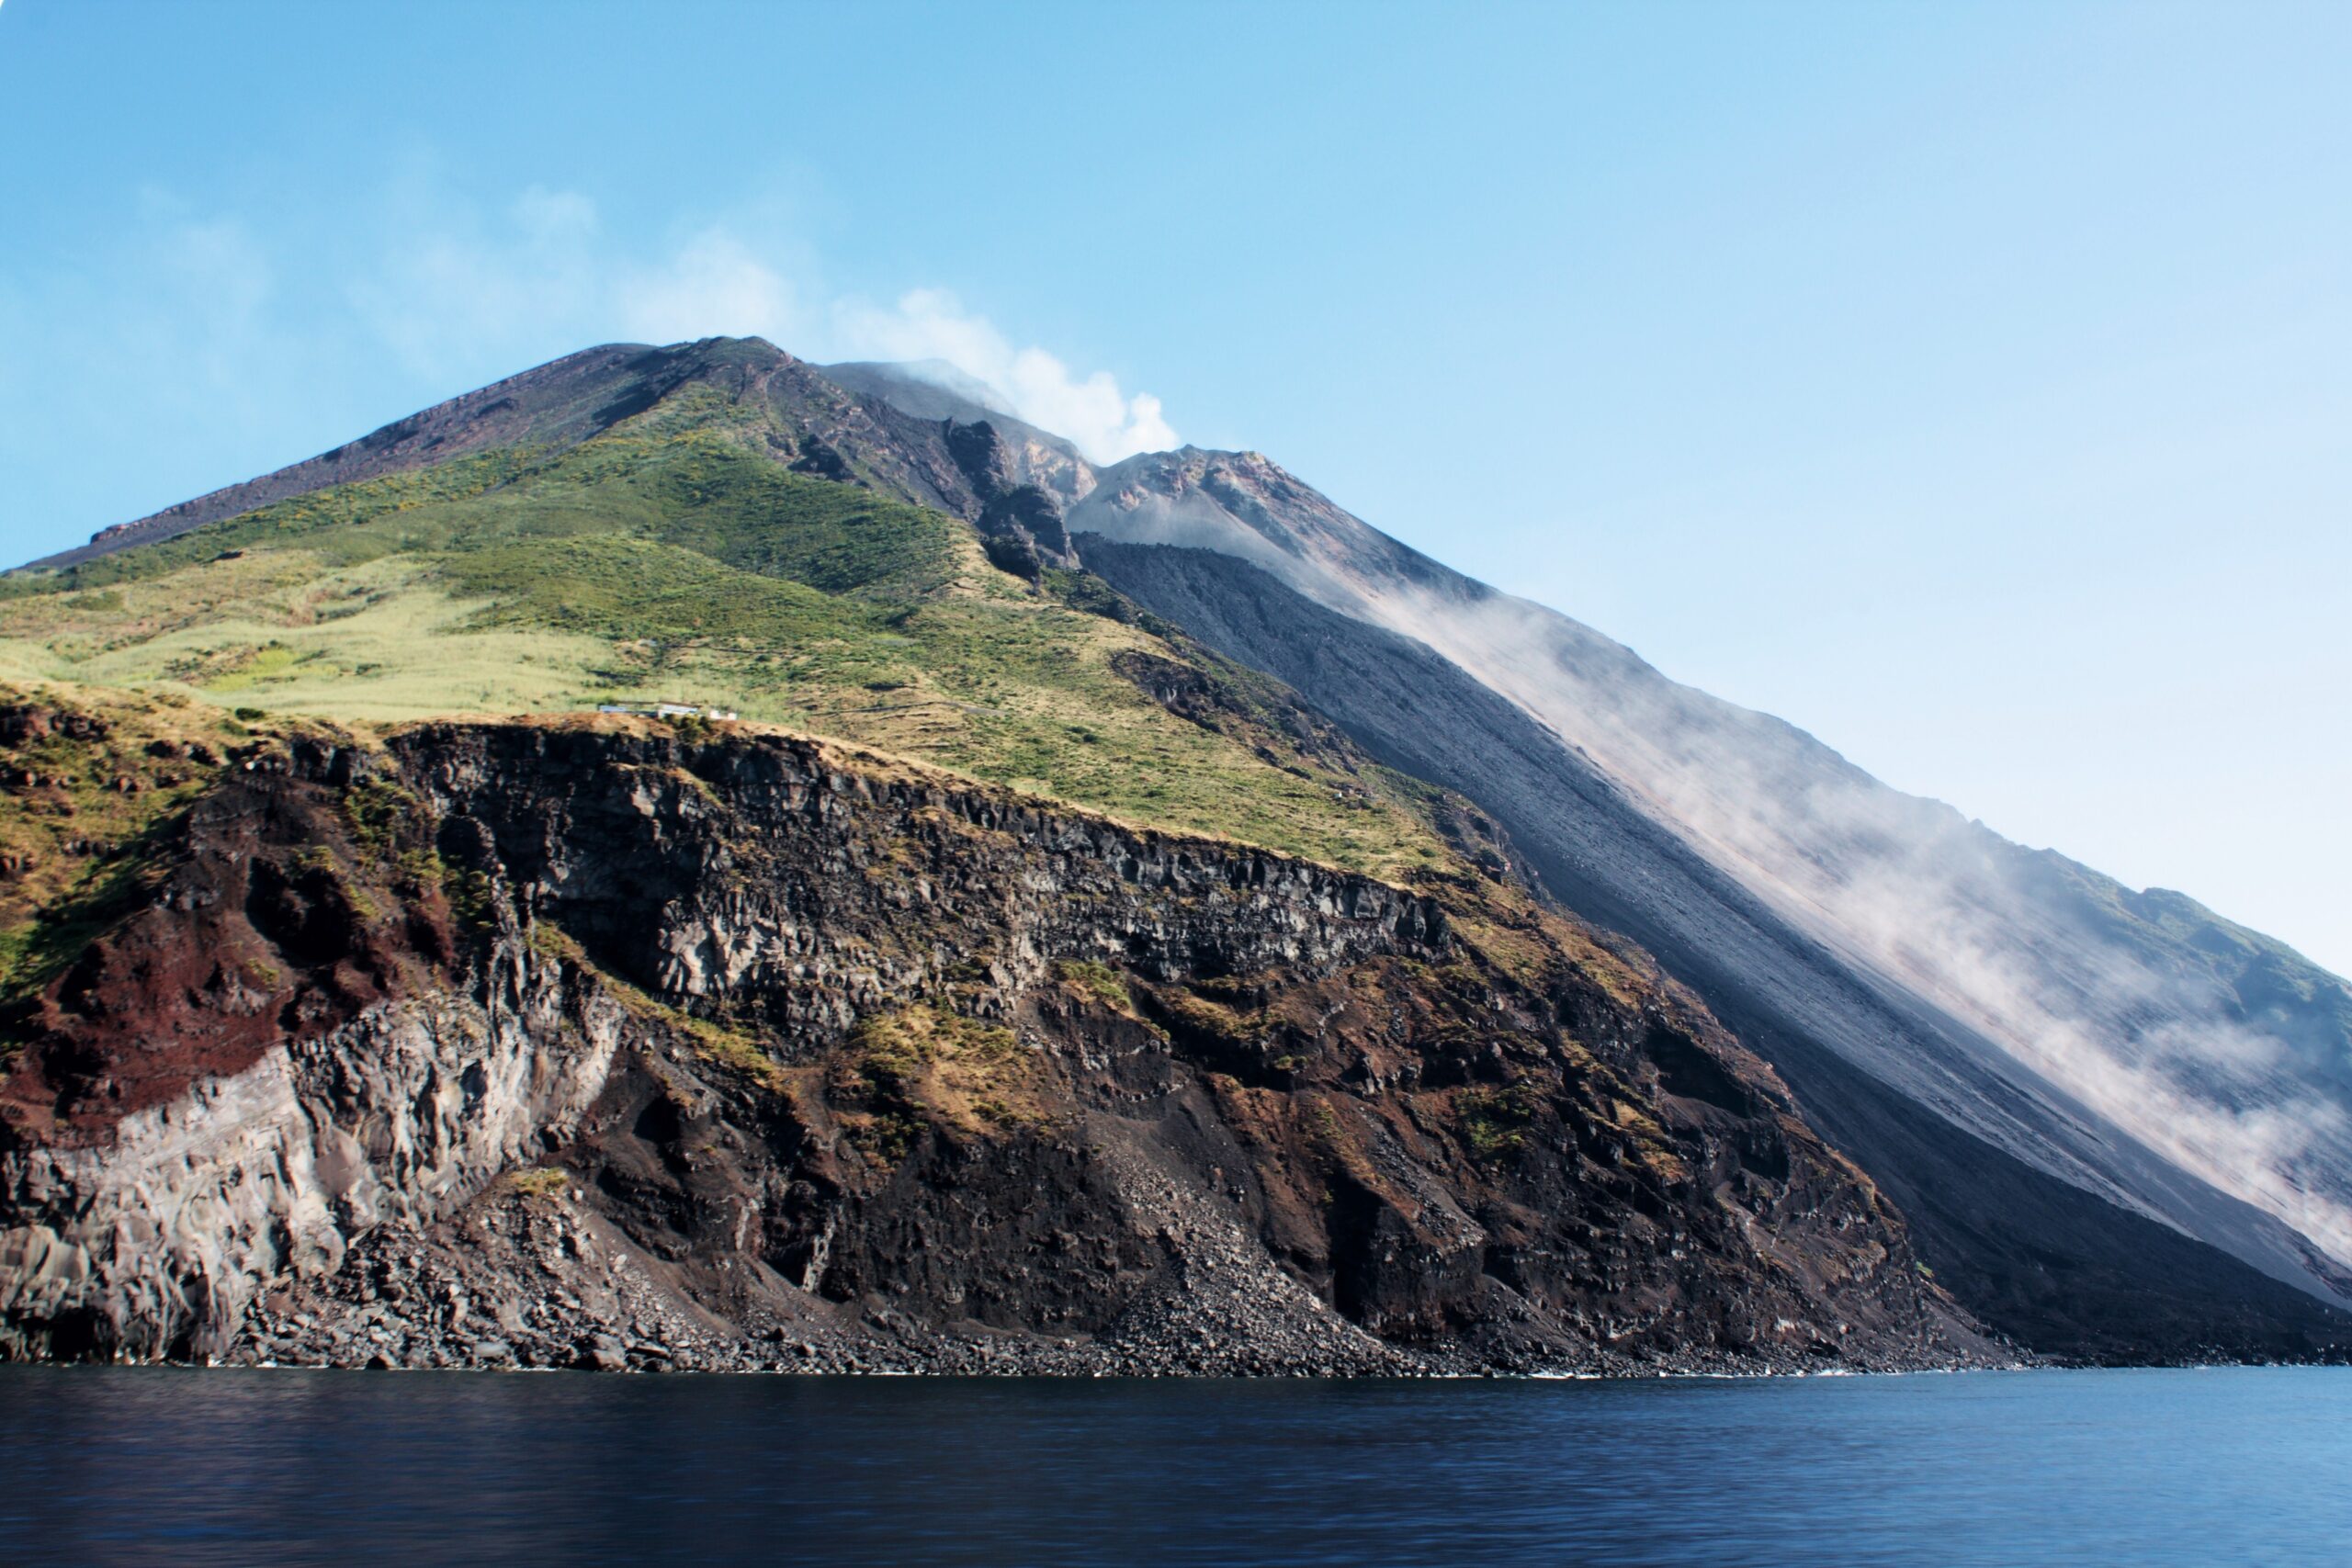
<box><xmin>1153</xmin><ymin>986</ymin><xmax>1271</xmax><ymax>1047</ymax></box>
<box><xmin>621</xmin><ymin>440</ymin><xmax>958</xmax><ymax>596</ymax></box>
<box><xmin>0</xmin><ymin>684</ymin><xmax>246</xmax><ymax>1004</ymax></box>
<box><xmin>680</xmin><ymin>1017</ymin><xmax>790</xmax><ymax>1093</ymax></box>
<box><xmin>1457</xmin><ymin>1081</ymin><xmax>1543</xmax><ymax>1163</ymax></box>
<box><xmin>507</xmin><ymin>1167</ymin><xmax>569</xmax><ymax>1199</ymax></box>
<box><xmin>0</xmin><ymin>448</ymin><xmax>542</xmax><ymax>598</ymax></box>
<box><xmin>0</xmin><ymin>416</ymin><xmax>1485</xmax><ymax>888</ymax></box>
<box><xmin>439</xmin><ymin>534</ymin><xmax>847</xmax><ymax>644</ymax></box>
<box><xmin>1054</xmin><ymin>958</ymin><xmax>1134</xmax><ymax>1013</ymax></box>
<box><xmin>835</xmin><ymin>1004</ymin><xmax>1045</xmax><ymax>1163</ymax></box>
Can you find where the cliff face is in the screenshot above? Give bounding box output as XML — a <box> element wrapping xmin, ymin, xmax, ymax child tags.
<box><xmin>0</xmin><ymin>705</ymin><xmax>1990</xmax><ymax>1373</ymax></box>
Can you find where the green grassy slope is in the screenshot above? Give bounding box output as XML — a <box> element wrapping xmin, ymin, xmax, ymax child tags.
<box><xmin>0</xmin><ymin>427</ymin><xmax>1465</xmax><ymax>884</ymax></box>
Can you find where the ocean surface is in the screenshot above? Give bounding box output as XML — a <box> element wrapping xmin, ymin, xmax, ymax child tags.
<box><xmin>1</xmin><ymin>1365</ymin><xmax>2346</xmax><ymax>1565</ymax></box>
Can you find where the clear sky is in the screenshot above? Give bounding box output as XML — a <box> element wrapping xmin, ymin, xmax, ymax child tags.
<box><xmin>3</xmin><ymin>1</ymin><xmax>2347</xmax><ymax>973</ymax></box>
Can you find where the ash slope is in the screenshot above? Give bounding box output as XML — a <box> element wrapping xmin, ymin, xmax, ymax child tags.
<box><xmin>0</xmin><ymin>697</ymin><xmax>1990</xmax><ymax>1374</ymax></box>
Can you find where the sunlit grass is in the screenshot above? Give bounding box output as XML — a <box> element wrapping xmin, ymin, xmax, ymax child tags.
<box><xmin>0</xmin><ymin>428</ymin><xmax>1459</xmax><ymax>881</ymax></box>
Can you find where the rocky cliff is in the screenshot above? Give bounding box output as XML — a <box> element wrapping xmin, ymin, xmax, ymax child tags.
<box><xmin>0</xmin><ymin>696</ymin><xmax>1992</xmax><ymax>1373</ymax></box>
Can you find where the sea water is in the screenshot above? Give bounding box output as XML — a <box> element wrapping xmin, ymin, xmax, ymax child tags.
<box><xmin>1</xmin><ymin>1365</ymin><xmax>2346</xmax><ymax>1565</ymax></box>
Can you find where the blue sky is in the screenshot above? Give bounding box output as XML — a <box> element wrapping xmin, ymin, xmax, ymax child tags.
<box><xmin>3</xmin><ymin>0</ymin><xmax>2347</xmax><ymax>971</ymax></box>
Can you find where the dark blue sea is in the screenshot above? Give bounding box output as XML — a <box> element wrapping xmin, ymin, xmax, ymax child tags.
<box><xmin>1</xmin><ymin>1366</ymin><xmax>2346</xmax><ymax>1565</ymax></box>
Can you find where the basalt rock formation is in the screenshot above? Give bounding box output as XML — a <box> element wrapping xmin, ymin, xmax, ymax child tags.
<box><xmin>945</xmin><ymin>417</ymin><xmax>1079</xmax><ymax>579</ymax></box>
<box><xmin>1051</xmin><ymin>441</ymin><xmax>2352</xmax><ymax>1344</ymax></box>
<box><xmin>0</xmin><ymin>702</ymin><xmax>1990</xmax><ymax>1373</ymax></box>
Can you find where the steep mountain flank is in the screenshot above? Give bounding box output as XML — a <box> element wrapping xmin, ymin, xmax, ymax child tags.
<box><xmin>0</xmin><ymin>370</ymin><xmax>1461</xmax><ymax>890</ymax></box>
<box><xmin>0</xmin><ymin>694</ymin><xmax>1988</xmax><ymax>1373</ymax></box>
<box><xmin>1064</xmin><ymin>446</ymin><xmax>2352</xmax><ymax>1324</ymax></box>
<box><xmin>1077</xmin><ymin>540</ymin><xmax>2352</xmax><ymax>1361</ymax></box>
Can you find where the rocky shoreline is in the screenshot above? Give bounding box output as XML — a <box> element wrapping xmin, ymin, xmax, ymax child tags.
<box><xmin>221</xmin><ymin>1170</ymin><xmax>2006</xmax><ymax>1381</ymax></box>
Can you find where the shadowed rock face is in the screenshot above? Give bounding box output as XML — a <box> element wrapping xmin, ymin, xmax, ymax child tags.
<box><xmin>820</xmin><ymin>360</ymin><xmax>1096</xmax><ymax>504</ymax></box>
<box><xmin>0</xmin><ymin>712</ymin><xmax>1992</xmax><ymax>1373</ymax></box>
<box><xmin>943</xmin><ymin>418</ymin><xmax>1079</xmax><ymax>577</ymax></box>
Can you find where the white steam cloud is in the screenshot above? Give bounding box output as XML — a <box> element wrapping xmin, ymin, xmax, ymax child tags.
<box><xmin>345</xmin><ymin>186</ymin><xmax>1175</xmax><ymax>461</ymax></box>
<box><xmin>617</xmin><ymin>227</ymin><xmax>802</xmax><ymax>352</ymax></box>
<box><xmin>831</xmin><ymin>288</ymin><xmax>1177</xmax><ymax>462</ymax></box>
